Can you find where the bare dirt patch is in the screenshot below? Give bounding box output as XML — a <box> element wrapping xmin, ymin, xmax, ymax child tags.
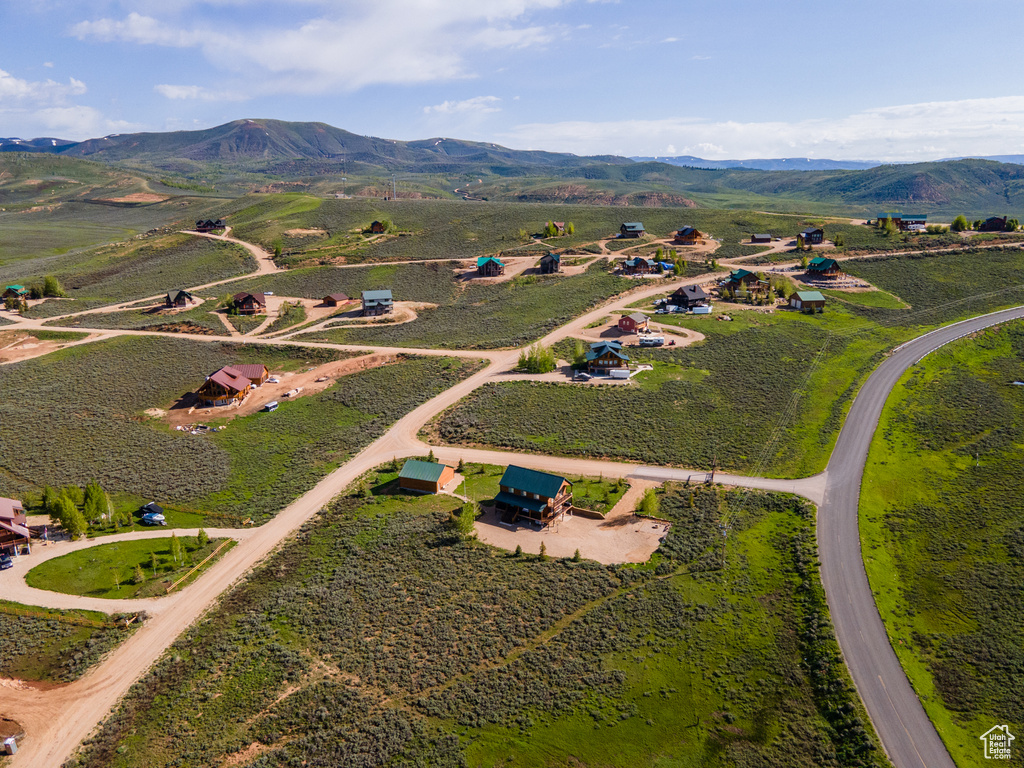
<box><xmin>99</xmin><ymin>193</ymin><xmax>168</xmax><ymax>204</ymax></box>
<box><xmin>0</xmin><ymin>331</ymin><xmax>66</xmax><ymax>364</ymax></box>
<box><xmin>162</xmin><ymin>353</ymin><xmax>395</xmax><ymax>428</ymax></box>
<box><xmin>284</xmin><ymin>228</ymin><xmax>327</xmax><ymax>237</ymax></box>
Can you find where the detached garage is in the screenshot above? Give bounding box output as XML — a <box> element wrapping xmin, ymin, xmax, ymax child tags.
<box><xmin>398</xmin><ymin>459</ymin><xmax>456</xmax><ymax>494</ymax></box>
<box><xmin>790</xmin><ymin>290</ymin><xmax>826</xmax><ymax>312</ymax></box>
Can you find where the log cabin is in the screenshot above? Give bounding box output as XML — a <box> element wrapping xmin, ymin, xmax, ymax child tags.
<box><xmin>196</xmin><ymin>366</ymin><xmax>254</xmax><ymax>407</ymax></box>
<box><xmin>322</xmin><ymin>293</ymin><xmax>349</xmax><ymax>307</ymax></box>
<box><xmin>477</xmin><ymin>256</ymin><xmax>506</xmax><ymax>277</ymax></box>
<box><xmin>669</xmin><ymin>284</ymin><xmax>709</xmax><ymax>309</ymax></box>
<box><xmin>232</xmin><ymin>292</ymin><xmax>266</xmax><ymax>315</ymax></box>
<box><xmin>166</xmin><ymin>289</ymin><xmax>196</xmax><ymax>308</ymax></box>
<box><xmin>585</xmin><ymin>340</ymin><xmax>630</xmax><ymax>373</ymax></box>
<box><xmin>539</xmin><ymin>253</ymin><xmax>561</xmax><ymax>274</ymax></box>
<box><xmin>674</xmin><ymin>226</ymin><xmax>704</xmax><ymax>245</ymax></box>
<box><xmin>806</xmin><ymin>257</ymin><xmax>843</xmax><ymax>279</ymax></box>
<box><xmin>495</xmin><ymin>465</ymin><xmax>573</xmax><ymax>525</ymax></box>
<box><xmin>620</xmin><ymin>222</ymin><xmax>646</xmax><ymax>238</ymax></box>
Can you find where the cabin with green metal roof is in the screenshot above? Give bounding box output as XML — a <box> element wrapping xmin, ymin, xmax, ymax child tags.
<box><xmin>622</xmin><ymin>256</ymin><xmax>658</xmax><ymax>275</ymax></box>
<box><xmin>495</xmin><ymin>465</ymin><xmax>573</xmax><ymax>524</ymax></box>
<box><xmin>361</xmin><ymin>289</ymin><xmax>394</xmax><ymax>316</ymax></box>
<box><xmin>398</xmin><ymin>459</ymin><xmax>455</xmax><ymax>494</ymax></box>
<box><xmin>476</xmin><ymin>256</ymin><xmax>505</xmax><ymax>277</ymax></box>
<box><xmin>724</xmin><ymin>268</ymin><xmax>768</xmax><ymax>294</ymax></box>
<box><xmin>539</xmin><ymin>252</ymin><xmax>561</xmax><ymax>274</ymax></box>
<box><xmin>805</xmin><ymin>257</ymin><xmax>843</xmax><ymax>279</ymax></box>
<box><xmin>2</xmin><ymin>285</ymin><xmax>28</xmax><ymax>300</ymax></box>
<box><xmin>620</xmin><ymin>222</ymin><xmax>646</xmax><ymax>238</ymax></box>
<box><xmin>585</xmin><ymin>340</ymin><xmax>630</xmax><ymax>373</ymax></box>
<box><xmin>790</xmin><ymin>290</ymin><xmax>826</xmax><ymax>312</ymax></box>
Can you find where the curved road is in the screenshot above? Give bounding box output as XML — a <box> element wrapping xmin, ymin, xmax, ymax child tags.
<box><xmin>819</xmin><ymin>305</ymin><xmax>1024</xmax><ymax>768</ymax></box>
<box><xmin>3</xmin><ymin>227</ymin><xmax>1022</xmax><ymax>767</ymax></box>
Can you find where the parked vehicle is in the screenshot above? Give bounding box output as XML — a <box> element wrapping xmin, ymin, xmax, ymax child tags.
<box><xmin>263</xmin><ymin>401</ymin><xmax>279</xmax><ymax>412</ymax></box>
<box><xmin>139</xmin><ymin>501</ymin><xmax>167</xmax><ymax>526</ymax></box>
<box><xmin>638</xmin><ymin>335</ymin><xmax>665</xmax><ymax>347</ymax></box>
<box><xmin>572</xmin><ymin>371</ymin><xmax>592</xmax><ymax>381</ymax></box>
<box><xmin>0</xmin><ymin>555</ymin><xmax>14</xmax><ymax>571</ymax></box>
<box><xmin>655</xmin><ymin>308</ymin><xmax>669</xmax><ymax>314</ymax></box>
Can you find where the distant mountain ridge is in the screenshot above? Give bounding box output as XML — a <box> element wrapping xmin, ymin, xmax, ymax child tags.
<box><xmin>4</xmin><ymin>119</ymin><xmax>1024</xmax><ymax>215</ymax></box>
<box><xmin>630</xmin><ymin>156</ymin><xmax>885</xmax><ymax>171</ymax></box>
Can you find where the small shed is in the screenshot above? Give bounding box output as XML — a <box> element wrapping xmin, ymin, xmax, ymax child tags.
<box><xmin>620</xmin><ymin>222</ymin><xmax>646</xmax><ymax>238</ymax></box>
<box><xmin>361</xmin><ymin>289</ymin><xmax>394</xmax><ymax>316</ymax></box>
<box><xmin>322</xmin><ymin>293</ymin><xmax>349</xmax><ymax>306</ymax></box>
<box><xmin>539</xmin><ymin>253</ymin><xmax>561</xmax><ymax>274</ymax></box>
<box><xmin>477</xmin><ymin>256</ymin><xmax>506</xmax><ymax>277</ymax></box>
<box><xmin>790</xmin><ymin>290</ymin><xmax>826</xmax><ymax>311</ymax></box>
<box><xmin>618</xmin><ymin>312</ymin><xmax>650</xmax><ymax>333</ymax></box>
<box><xmin>399</xmin><ymin>459</ymin><xmax>455</xmax><ymax>494</ymax></box>
<box><xmin>751</xmin><ymin>234</ymin><xmax>772</xmax><ymax>244</ymax></box>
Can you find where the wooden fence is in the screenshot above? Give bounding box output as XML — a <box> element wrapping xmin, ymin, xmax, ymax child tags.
<box><xmin>165</xmin><ymin>539</ymin><xmax>232</xmax><ymax>594</ymax></box>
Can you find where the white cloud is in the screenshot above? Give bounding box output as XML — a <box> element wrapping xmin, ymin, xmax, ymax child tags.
<box><xmin>0</xmin><ymin>69</ymin><xmax>86</xmax><ymax>101</ymax></box>
<box><xmin>661</xmin><ymin>37</ymin><xmax>679</xmax><ymax>43</ymax></box>
<box><xmin>424</xmin><ymin>96</ymin><xmax>502</xmax><ymax>115</ymax></box>
<box><xmin>69</xmin><ymin>0</ymin><xmax>568</xmax><ymax>96</ymax></box>
<box><xmin>154</xmin><ymin>84</ymin><xmax>246</xmax><ymax>101</ymax></box>
<box><xmin>43</xmin><ymin>62</ymin><xmax>54</xmax><ymax>68</ymax></box>
<box><xmin>498</xmin><ymin>96</ymin><xmax>1024</xmax><ymax>161</ymax></box>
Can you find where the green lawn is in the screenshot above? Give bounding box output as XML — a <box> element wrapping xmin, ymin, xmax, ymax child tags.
<box><xmin>71</xmin><ymin>480</ymin><xmax>884</xmax><ymax>768</ymax></box>
<box><xmin>859</xmin><ymin>321</ymin><xmax>1024</xmax><ymax>766</ymax></box>
<box><xmin>26</xmin><ymin>536</ymin><xmax>232</xmax><ymax>599</ymax></box>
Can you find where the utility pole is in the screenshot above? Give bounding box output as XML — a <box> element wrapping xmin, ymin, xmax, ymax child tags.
<box><xmin>392</xmin><ymin>174</ymin><xmax>397</xmax><ymax>200</ymax></box>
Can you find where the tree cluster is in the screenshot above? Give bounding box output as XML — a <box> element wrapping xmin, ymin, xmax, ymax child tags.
<box><xmin>41</xmin><ymin>481</ymin><xmax>125</xmax><ymax>539</ymax></box>
<box><xmin>517</xmin><ymin>342</ymin><xmax>557</xmax><ymax>373</ymax></box>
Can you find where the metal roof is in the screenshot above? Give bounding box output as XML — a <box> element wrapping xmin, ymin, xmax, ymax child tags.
<box><xmin>231</xmin><ymin>364</ymin><xmax>268</xmax><ymax>381</ymax></box>
<box><xmin>399</xmin><ymin>459</ymin><xmax>448</xmax><ymax>484</ymax></box>
<box><xmin>795</xmin><ymin>291</ymin><xmax>826</xmax><ymax>302</ymax></box>
<box><xmin>0</xmin><ymin>498</ymin><xmax>24</xmax><ymax>520</ymax></box>
<box><xmin>477</xmin><ymin>256</ymin><xmax>505</xmax><ymax>267</ymax></box>
<box><xmin>233</xmin><ymin>291</ymin><xmax>266</xmax><ymax>305</ymax></box>
<box><xmin>586</xmin><ymin>343</ymin><xmax>630</xmax><ymax>363</ymax></box>
<box><xmin>362</xmin><ymin>289</ymin><xmax>393</xmax><ymax>302</ymax></box>
<box><xmin>499</xmin><ymin>465</ymin><xmax>571</xmax><ymax>499</ymax></box>
<box><xmin>494</xmin><ymin>491</ymin><xmax>548</xmax><ymax>513</ymax></box>
<box><xmin>324</xmin><ymin>293</ymin><xmax>349</xmax><ymax>302</ymax></box>
<box><xmin>590</xmin><ymin>340</ymin><xmax>622</xmax><ymax>350</ymax></box>
<box><xmin>807</xmin><ymin>257</ymin><xmax>839</xmax><ymax>271</ymax></box>
<box><xmin>626</xmin><ymin>312</ymin><xmax>648</xmax><ymax>323</ymax></box>
<box><xmin>622</xmin><ymin>222</ymin><xmax>645</xmax><ymax>230</ymax></box>
<box><xmin>166</xmin><ymin>289</ymin><xmax>194</xmax><ymax>303</ymax></box>
<box><xmin>541</xmin><ymin>252</ymin><xmax>561</xmax><ymax>262</ymax></box>
<box><xmin>206</xmin><ymin>366</ymin><xmax>250</xmax><ymax>393</ymax></box>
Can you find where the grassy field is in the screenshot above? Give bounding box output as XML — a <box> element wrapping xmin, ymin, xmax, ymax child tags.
<box><xmin>21</xmin><ymin>234</ymin><xmax>255</xmax><ymax>317</ymax></box>
<box><xmin>859</xmin><ymin>321</ymin><xmax>1024</xmax><ymax>766</ymax></box>
<box><xmin>0</xmin><ymin>600</ymin><xmax>139</xmax><ymax>682</ymax></box>
<box><xmin>25</xmin><ymin>536</ymin><xmax>232</xmax><ymax>599</ymax></box>
<box><xmin>294</xmin><ymin>262</ymin><xmax>632</xmax><ymax>349</ymax></box>
<box><xmin>50</xmin><ymin>299</ymin><xmax>225</xmax><ymax>333</ymax></box>
<box><xmin>70</xmin><ymin>480</ymin><xmax>884</xmax><ymax>768</ymax></box>
<box><xmin>433</xmin><ymin>249</ymin><xmax>1024</xmax><ymax>476</ymax></box>
<box><xmin>0</xmin><ymin>336</ymin><xmax>478</xmax><ymax>524</ymax></box>
<box><xmin>218</xmin><ymin>195</ymin><xmax>861</xmax><ymax>266</ymax></box>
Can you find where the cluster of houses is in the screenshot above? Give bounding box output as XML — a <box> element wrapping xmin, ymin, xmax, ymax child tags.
<box><xmin>397</xmin><ymin>459</ymin><xmax>574</xmax><ymax>527</ymax></box>
<box><xmin>616</xmin><ymin>222</ymin><xmax>707</xmax><ymax>245</ymax></box>
<box><xmin>195</xmin><ymin>363</ymin><xmax>269</xmax><ymax>407</ymax></box>
<box><xmin>0</xmin><ymin>497</ymin><xmax>30</xmax><ymax>556</ymax></box>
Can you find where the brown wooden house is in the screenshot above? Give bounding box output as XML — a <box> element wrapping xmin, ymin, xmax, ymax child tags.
<box><xmin>620</xmin><ymin>222</ymin><xmax>645</xmax><ymax>238</ymax></box>
<box><xmin>2</xmin><ymin>285</ymin><xmax>28</xmax><ymax>300</ymax></box>
<box><xmin>398</xmin><ymin>459</ymin><xmax>456</xmax><ymax>494</ymax></box>
<box><xmin>322</xmin><ymin>293</ymin><xmax>349</xmax><ymax>307</ymax></box>
<box><xmin>369</xmin><ymin>220</ymin><xmax>386</xmax><ymax>234</ymax></box>
<box><xmin>539</xmin><ymin>253</ymin><xmax>561</xmax><ymax>274</ymax></box>
<box><xmin>232</xmin><ymin>292</ymin><xmax>267</xmax><ymax>315</ymax></box>
<box><xmin>166</xmin><ymin>289</ymin><xmax>196</xmax><ymax>308</ymax></box>
<box><xmin>195</xmin><ymin>219</ymin><xmax>225</xmax><ymax>233</ymax></box>
<box><xmin>750</xmin><ymin>233</ymin><xmax>772</xmax><ymax>244</ymax></box>
<box><xmin>494</xmin><ymin>465</ymin><xmax>573</xmax><ymax>525</ymax></box>
<box><xmin>477</xmin><ymin>256</ymin><xmax>506</xmax><ymax>277</ymax></box>
<box><xmin>618</xmin><ymin>312</ymin><xmax>650</xmax><ymax>333</ymax></box>
<box><xmin>585</xmin><ymin>340</ymin><xmax>630</xmax><ymax>373</ymax></box>
<box><xmin>669</xmin><ymin>284</ymin><xmax>709</xmax><ymax>309</ymax></box>
<box><xmin>806</xmin><ymin>257</ymin><xmax>843</xmax><ymax>279</ymax></box>
<box><xmin>196</xmin><ymin>366</ymin><xmax>254</xmax><ymax>407</ymax></box>
<box><xmin>553</xmin><ymin>221</ymin><xmax>566</xmax><ymax>235</ymax></box>
<box><xmin>0</xmin><ymin>497</ymin><xmax>30</xmax><ymax>555</ymax></box>
<box><xmin>674</xmin><ymin>226</ymin><xmax>704</xmax><ymax>245</ymax></box>
<box><xmin>724</xmin><ymin>268</ymin><xmax>768</xmax><ymax>294</ymax></box>
<box><xmin>980</xmin><ymin>216</ymin><xmax>1008</xmax><ymax>232</ymax></box>
<box><xmin>622</xmin><ymin>257</ymin><xmax>657</xmax><ymax>275</ymax></box>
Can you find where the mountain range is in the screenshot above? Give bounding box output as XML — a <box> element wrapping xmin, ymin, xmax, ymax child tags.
<box><xmin>3</xmin><ymin>119</ymin><xmax>1024</xmax><ymax>216</ymax></box>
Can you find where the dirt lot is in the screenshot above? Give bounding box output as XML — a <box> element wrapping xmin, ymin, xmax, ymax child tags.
<box><xmin>161</xmin><ymin>353</ymin><xmax>395</xmax><ymax>428</ymax></box>
<box><xmin>473</xmin><ymin>479</ymin><xmax>669</xmax><ymax>564</ymax></box>
<box><xmin>0</xmin><ymin>330</ymin><xmax>100</xmax><ymax>365</ymax></box>
<box><xmin>98</xmin><ymin>193</ymin><xmax>169</xmax><ymax>204</ymax></box>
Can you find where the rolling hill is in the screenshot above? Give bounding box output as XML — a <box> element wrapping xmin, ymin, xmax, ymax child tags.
<box><xmin>4</xmin><ymin>119</ymin><xmax>1024</xmax><ymax>216</ymax></box>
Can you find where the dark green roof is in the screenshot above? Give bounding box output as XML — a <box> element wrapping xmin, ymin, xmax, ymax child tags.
<box><xmin>807</xmin><ymin>257</ymin><xmax>839</xmax><ymax>271</ymax></box>
<box><xmin>166</xmin><ymin>289</ymin><xmax>194</xmax><ymax>302</ymax></box>
<box><xmin>399</xmin><ymin>459</ymin><xmax>447</xmax><ymax>484</ymax></box>
<box><xmin>4</xmin><ymin>285</ymin><xmax>26</xmax><ymax>292</ymax></box>
<box><xmin>730</xmin><ymin>268</ymin><xmax>754</xmax><ymax>280</ymax></box>
<box><xmin>541</xmin><ymin>252</ymin><xmax>561</xmax><ymax>262</ymax></box>
<box><xmin>590</xmin><ymin>340</ymin><xmax>621</xmax><ymax>350</ymax></box>
<box><xmin>499</xmin><ymin>465</ymin><xmax>571</xmax><ymax>499</ymax></box>
<box><xmin>625</xmin><ymin>257</ymin><xmax>656</xmax><ymax>267</ymax></box>
<box><xmin>494</xmin><ymin>491</ymin><xmax>548</xmax><ymax>513</ymax></box>
<box><xmin>585</xmin><ymin>343</ymin><xmax>629</xmax><ymax>363</ymax></box>
<box><xmin>622</xmin><ymin>222</ymin><xmax>645</xmax><ymax>230</ymax></box>
<box><xmin>477</xmin><ymin>256</ymin><xmax>505</xmax><ymax>267</ymax></box>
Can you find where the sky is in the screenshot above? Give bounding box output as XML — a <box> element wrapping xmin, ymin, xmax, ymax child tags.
<box><xmin>4</xmin><ymin>0</ymin><xmax>1024</xmax><ymax>162</ymax></box>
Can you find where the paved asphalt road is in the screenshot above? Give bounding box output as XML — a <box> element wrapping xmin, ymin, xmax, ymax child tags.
<box><xmin>820</xmin><ymin>305</ymin><xmax>1024</xmax><ymax>768</ymax></box>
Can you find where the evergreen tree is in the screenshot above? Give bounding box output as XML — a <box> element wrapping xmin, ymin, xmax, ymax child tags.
<box><xmin>57</xmin><ymin>494</ymin><xmax>87</xmax><ymax>538</ymax></box>
<box><xmin>539</xmin><ymin>541</ymin><xmax>548</xmax><ymax>560</ymax></box>
<box><xmin>83</xmin><ymin>481</ymin><xmax>108</xmax><ymax>523</ymax></box>
<box><xmin>572</xmin><ymin>548</ymin><xmax>582</xmax><ymax>562</ymax></box>
<box><xmin>133</xmin><ymin>564</ymin><xmax>146</xmax><ymax>585</ymax></box>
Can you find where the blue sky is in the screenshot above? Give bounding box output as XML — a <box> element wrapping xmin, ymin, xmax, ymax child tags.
<box><xmin>3</xmin><ymin>0</ymin><xmax>1024</xmax><ymax>161</ymax></box>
